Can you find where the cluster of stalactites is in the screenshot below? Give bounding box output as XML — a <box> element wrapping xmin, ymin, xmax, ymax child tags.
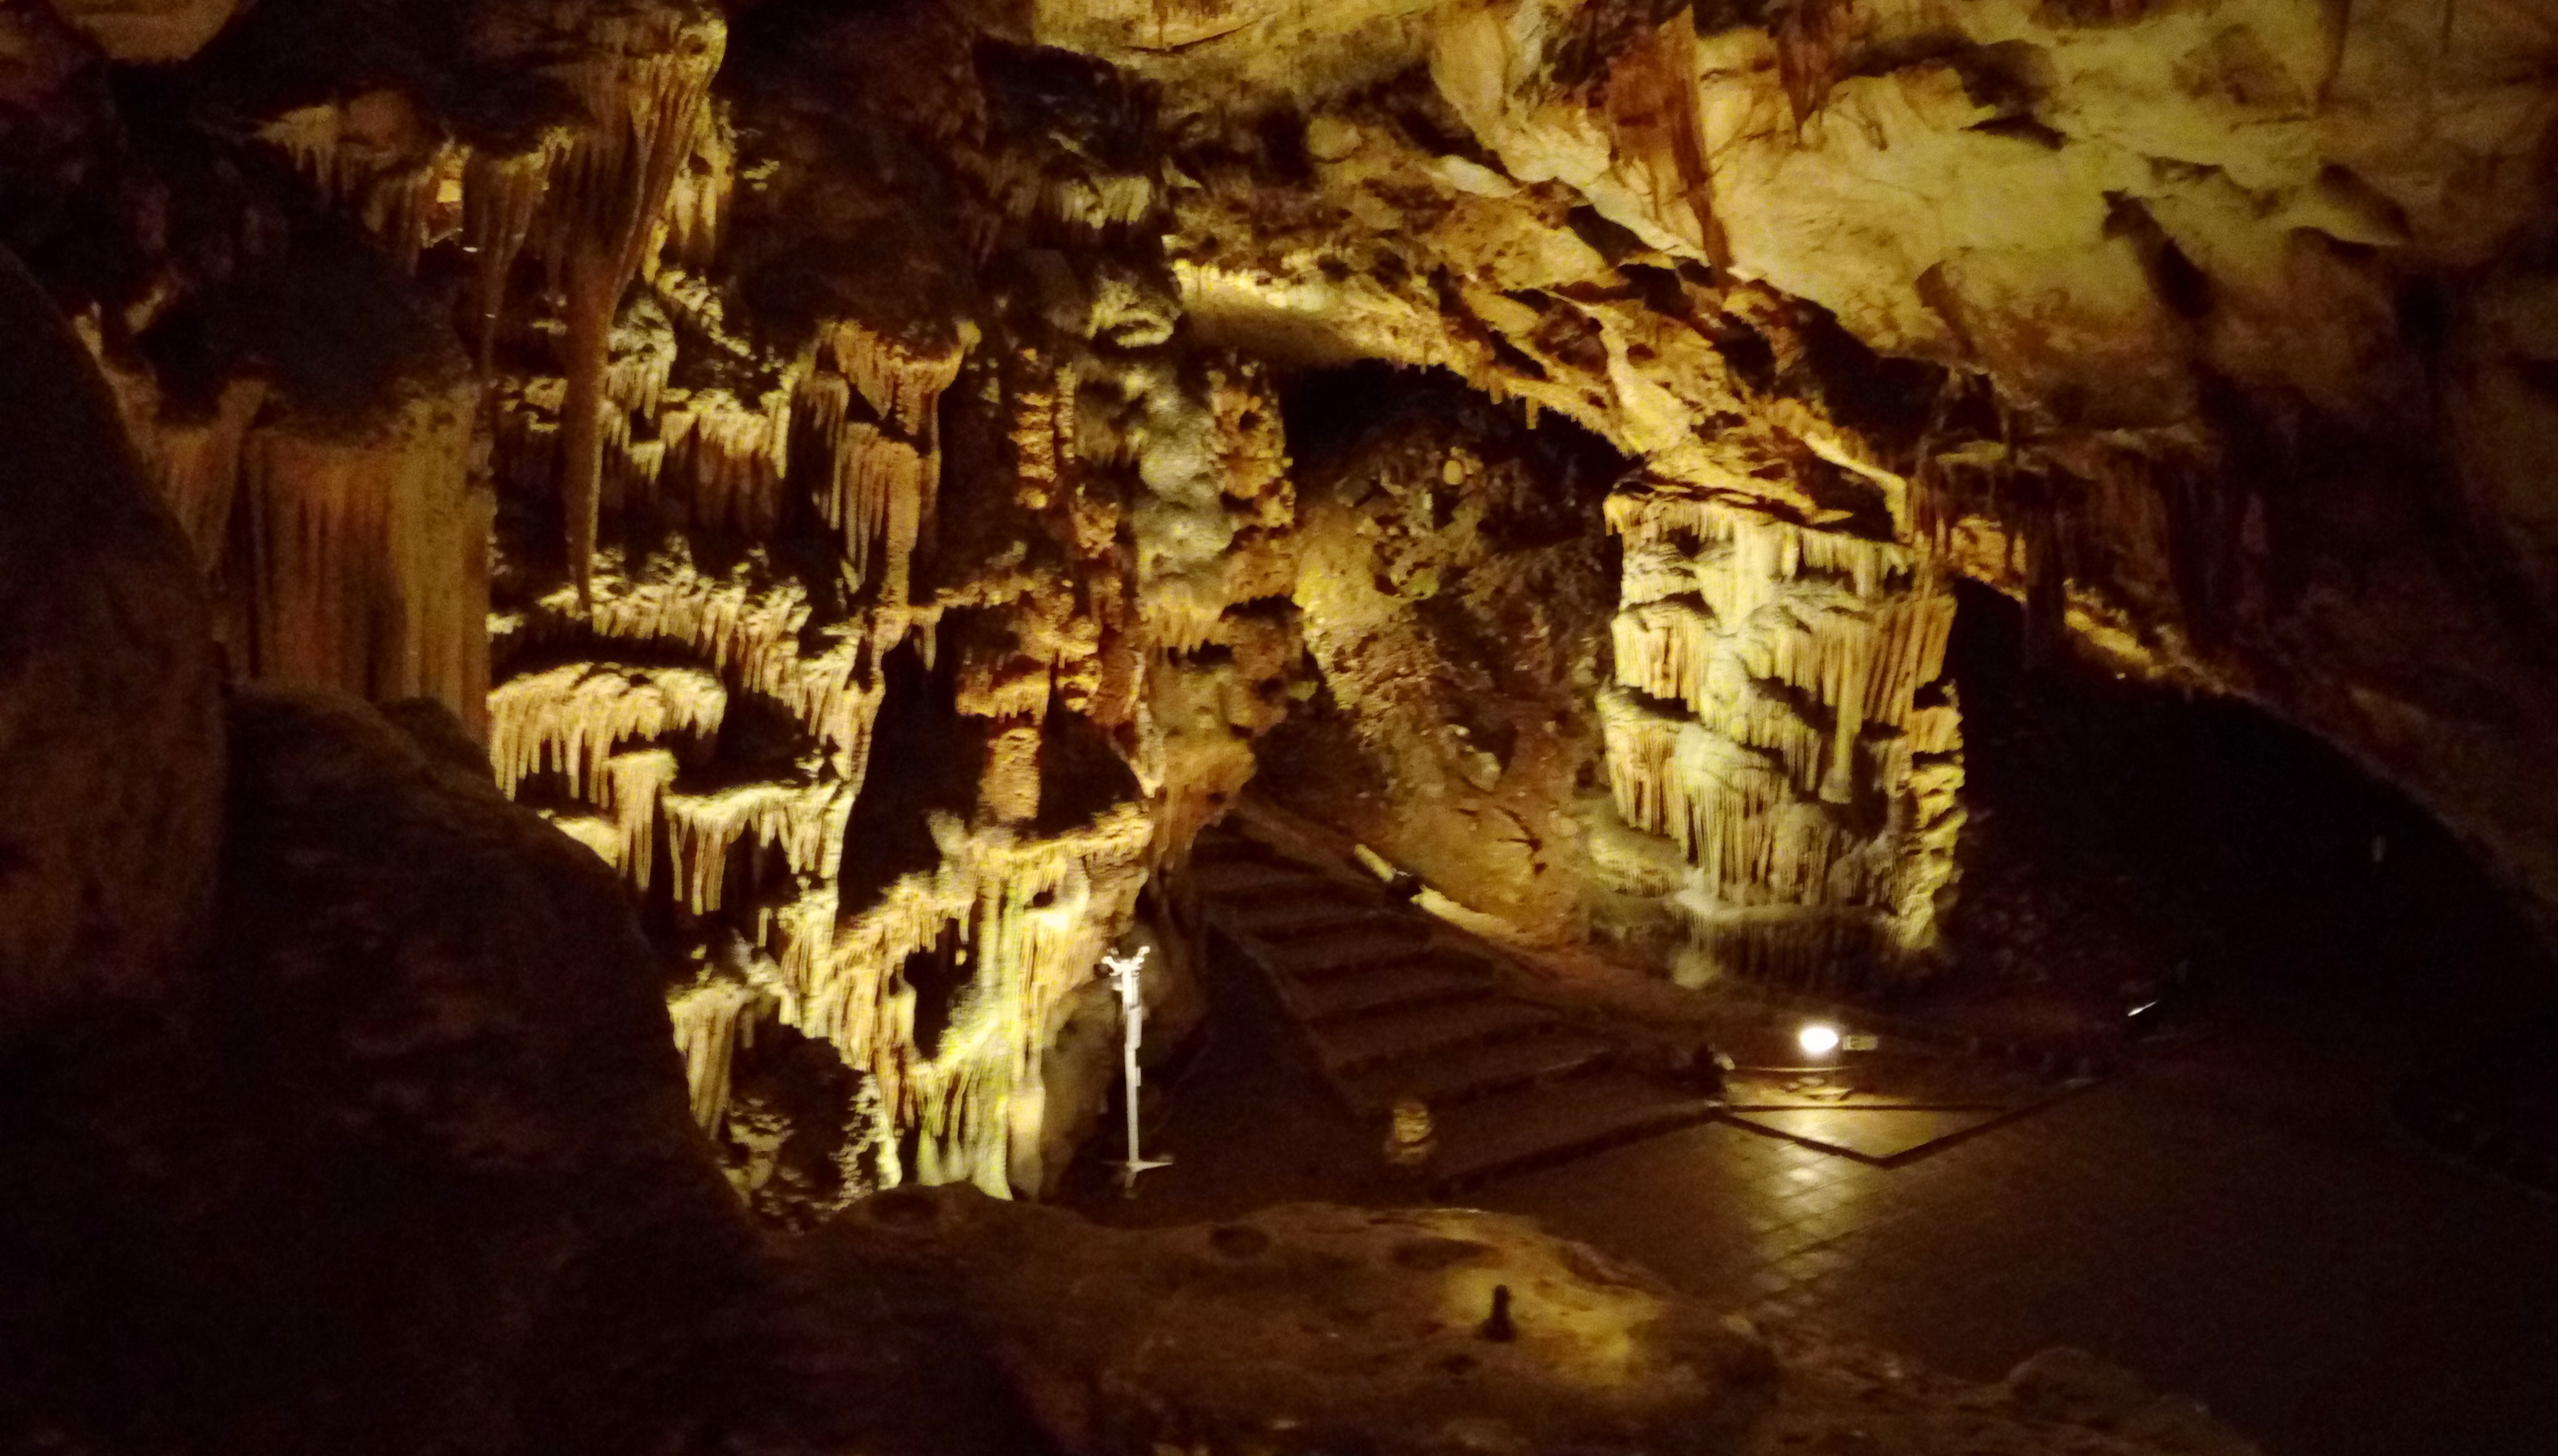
<box><xmin>488</xmin><ymin>660</ymin><xmax>729</xmax><ymax>798</ymax></box>
<box><xmin>488</xmin><ymin>641</ymin><xmax>857</xmax><ymax>940</ymax></box>
<box><xmin>801</xmin><ymin>316</ymin><xmax>971</xmax><ymax>601</ymax></box>
<box><xmin>520</xmin><ymin>553</ymin><xmax>877</xmax><ymax>772</ymax></box>
<box><xmin>1602</xmin><ymin>488</ymin><xmax>1964</xmax><ymax>983</ymax></box>
<box><xmin>251</xmin><ymin>1</ymin><xmax>732</xmax><ymax>603</ymax></box>
<box><xmin>87</xmin><ymin>342</ymin><xmax>494</xmax><ymax>734</ymax></box>
<box><xmin>571</xmin><ymin>275</ymin><xmax>969</xmax><ymax>641</ymax></box>
<box><xmin>646</xmin><ymin>343</ymin><xmax>1291</xmax><ymax>1195</ymax></box>
<box><xmin>665</xmin><ymin>803</ymin><xmax>1156</xmax><ymax>1198</ymax></box>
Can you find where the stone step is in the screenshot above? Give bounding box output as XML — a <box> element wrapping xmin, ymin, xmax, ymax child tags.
<box><xmin>1190</xmin><ymin>858</ymin><xmax>1336</xmax><ymax>897</ymax></box>
<box><xmin>1315</xmin><ymin>998</ymin><xmax>1561</xmax><ymax>1073</ymax></box>
<box><xmin>1191</xmin><ymin>829</ymin><xmax>1280</xmax><ymax>864</ymax></box>
<box><xmin>1291</xmin><ymin>958</ymin><xmax>1494</xmax><ymax>1021</ymax></box>
<box><xmin>1424</xmin><ymin>1070</ymin><xmax>1721</xmax><ymax>1190</ymax></box>
<box><xmin>1250</xmin><ymin>922</ymin><xmax>1435</xmax><ymax>975</ymax></box>
<box><xmin>1216</xmin><ymin>888</ymin><xmax>1391</xmax><ymax>937</ymax></box>
<box><xmin>1342</xmin><ymin>1026</ymin><xmax>1622</xmax><ymax>1113</ymax></box>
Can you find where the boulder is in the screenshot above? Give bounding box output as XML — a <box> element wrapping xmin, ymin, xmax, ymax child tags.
<box><xmin>830</xmin><ymin>1189</ymin><xmax>1781</xmax><ymax>1456</ymax></box>
<box><xmin>0</xmin><ymin>246</ymin><xmax>221</xmax><ymax>1041</ymax></box>
<box><xmin>0</xmin><ymin>687</ymin><xmax>759</xmax><ymax>1455</ymax></box>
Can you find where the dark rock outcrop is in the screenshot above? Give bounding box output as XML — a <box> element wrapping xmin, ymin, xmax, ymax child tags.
<box><xmin>0</xmin><ymin>686</ymin><xmax>756</xmax><ymax>1453</ymax></box>
<box><xmin>0</xmin><ymin>246</ymin><xmax>221</xmax><ymax>1040</ymax></box>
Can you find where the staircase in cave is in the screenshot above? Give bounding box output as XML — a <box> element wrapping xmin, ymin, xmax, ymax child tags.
<box><xmin>1189</xmin><ymin>830</ymin><xmax>1722</xmax><ymax>1190</ymax></box>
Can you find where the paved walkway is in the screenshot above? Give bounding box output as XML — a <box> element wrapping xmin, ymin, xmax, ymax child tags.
<box><xmin>1478</xmin><ymin>1074</ymin><xmax>2558</xmax><ymax>1456</ymax></box>
<box><xmin>1070</xmin><ymin>603</ymin><xmax>2558</xmax><ymax>1455</ymax></box>
<box><xmin>1073</xmin><ymin>927</ymin><xmax>2558</xmax><ymax>1456</ymax></box>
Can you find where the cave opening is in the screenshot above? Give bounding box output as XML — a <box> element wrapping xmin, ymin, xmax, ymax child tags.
<box><xmin>1941</xmin><ymin>582</ymin><xmax>2556</xmax><ymax>1042</ymax></box>
<box><xmin>1901</xmin><ymin>584</ymin><xmax>2558</xmax><ymax>1241</ymax></box>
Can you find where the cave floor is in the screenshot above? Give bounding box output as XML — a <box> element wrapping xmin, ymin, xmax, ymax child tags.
<box><xmin>1070</xmin><ymin>620</ymin><xmax>2558</xmax><ymax>1456</ymax></box>
<box><xmin>1070</xmin><ymin>919</ymin><xmax>2558</xmax><ymax>1456</ymax></box>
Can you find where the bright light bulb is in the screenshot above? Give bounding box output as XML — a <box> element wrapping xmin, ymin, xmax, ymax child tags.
<box><xmin>1797</xmin><ymin>1023</ymin><xmax>1842</xmax><ymax>1056</ymax></box>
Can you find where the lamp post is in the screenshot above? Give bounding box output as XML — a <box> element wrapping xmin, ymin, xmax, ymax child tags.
<box><xmin>1105</xmin><ymin>946</ymin><xmax>1174</xmax><ymax>1196</ymax></box>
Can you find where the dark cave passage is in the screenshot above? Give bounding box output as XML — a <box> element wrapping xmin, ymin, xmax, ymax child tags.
<box><xmin>1941</xmin><ymin>580</ymin><xmax>2551</xmax><ymax>1031</ymax></box>
<box><xmin>1934</xmin><ymin>581</ymin><xmax>2558</xmax><ymax>1200</ymax></box>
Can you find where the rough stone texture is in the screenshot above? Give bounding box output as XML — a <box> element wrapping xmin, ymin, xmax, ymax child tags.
<box><xmin>836</xmin><ymin>1189</ymin><xmax>1781</xmax><ymax>1456</ymax></box>
<box><xmin>15</xmin><ymin>0</ymin><xmax>2558</xmax><ymax>1187</ymax></box>
<box><xmin>0</xmin><ymin>685</ymin><xmax>758</xmax><ymax>1453</ymax></box>
<box><xmin>0</xmin><ymin>247</ymin><xmax>221</xmax><ymax>1039</ymax></box>
<box><xmin>0</xmin><ymin>668</ymin><xmax>2253</xmax><ymax>1456</ymax></box>
<box><xmin>42</xmin><ymin>0</ymin><xmax>238</xmax><ymax>64</ymax></box>
<box><xmin>822</xmin><ymin>1187</ymin><xmax>2260</xmax><ymax>1456</ymax></box>
<box><xmin>0</xmin><ymin>682</ymin><xmax>1058</xmax><ymax>1456</ymax></box>
<box><xmin>1261</xmin><ymin>373</ymin><xmax>1623</xmax><ymax>949</ymax></box>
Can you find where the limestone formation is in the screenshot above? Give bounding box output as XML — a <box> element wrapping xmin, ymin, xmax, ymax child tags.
<box><xmin>22</xmin><ymin>1</ymin><xmax>2510</xmax><ymax>1447</ymax></box>
<box><xmin>1603</xmin><ymin>486</ymin><xmax>1963</xmax><ymax>983</ymax></box>
<box><xmin>0</xmin><ymin>663</ymin><xmax>2258</xmax><ymax>1456</ymax></box>
<box><xmin>10</xmin><ymin>0</ymin><xmax>2558</xmax><ymax>1197</ymax></box>
<box><xmin>1261</xmin><ymin>376</ymin><xmax>1621</xmax><ymax>951</ymax></box>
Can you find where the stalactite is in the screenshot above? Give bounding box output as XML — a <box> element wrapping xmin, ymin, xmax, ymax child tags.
<box><xmin>517</xmin><ymin>555</ymin><xmax>876</xmax><ymax>778</ymax></box>
<box><xmin>465</xmin><ymin>148</ymin><xmax>564</xmax><ymax>370</ymax></box>
<box><xmin>669</xmin><ymin>973</ymin><xmax>762</xmax><ymax>1128</ymax></box>
<box><xmin>149</xmin><ymin>377</ymin><xmax>270</xmax><ymax>569</ymax></box>
<box><xmin>597</xmin><ymin>746</ymin><xmax>684</xmax><ymax>888</ymax></box>
<box><xmin>661</xmin><ymin>780</ymin><xmax>842</xmax><ymax>917</ymax></box>
<box><xmin>654</xmin><ymin>387</ymin><xmax>794</xmax><ymax>537</ymax></box>
<box><xmin>1772</xmin><ymin>0</ymin><xmax>1856</xmax><ymax>130</ymax></box>
<box><xmin>487</xmin><ymin>661</ymin><xmax>727</xmax><ymax>798</ymax></box>
<box><xmin>539</xmin><ymin>7</ymin><xmax>729</xmax><ymax>602</ymax></box>
<box><xmin>742</xmin><ymin>803</ymin><xmax>1156</xmax><ymax>1197</ymax></box>
<box><xmin>1603</xmin><ymin>486</ymin><xmax>1964</xmax><ymax>984</ymax></box>
<box><xmin>1599</xmin><ymin>6</ymin><xmax>1728</xmax><ymax>271</ymax></box>
<box><xmin>237</xmin><ymin>387</ymin><xmax>493</xmax><ymax>732</ymax></box>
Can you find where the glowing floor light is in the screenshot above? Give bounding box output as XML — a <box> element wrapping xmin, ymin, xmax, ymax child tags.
<box><xmin>1797</xmin><ymin>1022</ymin><xmax>1842</xmax><ymax>1057</ymax></box>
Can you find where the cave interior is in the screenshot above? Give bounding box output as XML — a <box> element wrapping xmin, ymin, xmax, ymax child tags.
<box><xmin>5</xmin><ymin>1</ymin><xmax>2558</xmax><ymax>1454</ymax></box>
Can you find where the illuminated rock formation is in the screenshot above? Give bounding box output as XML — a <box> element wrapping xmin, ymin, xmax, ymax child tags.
<box><xmin>1261</xmin><ymin>376</ymin><xmax>1620</xmax><ymax>949</ymax></box>
<box><xmin>15</xmin><ymin>0</ymin><xmax>2558</xmax><ymax>1194</ymax></box>
<box><xmin>1603</xmin><ymin>485</ymin><xmax>1963</xmax><ymax>984</ymax></box>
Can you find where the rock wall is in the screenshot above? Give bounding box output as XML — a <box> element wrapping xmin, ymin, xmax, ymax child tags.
<box><xmin>0</xmin><ymin>247</ymin><xmax>221</xmax><ymax>1039</ymax></box>
<box><xmin>1258</xmin><ymin>373</ymin><xmax>1622</xmax><ymax>949</ymax></box>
